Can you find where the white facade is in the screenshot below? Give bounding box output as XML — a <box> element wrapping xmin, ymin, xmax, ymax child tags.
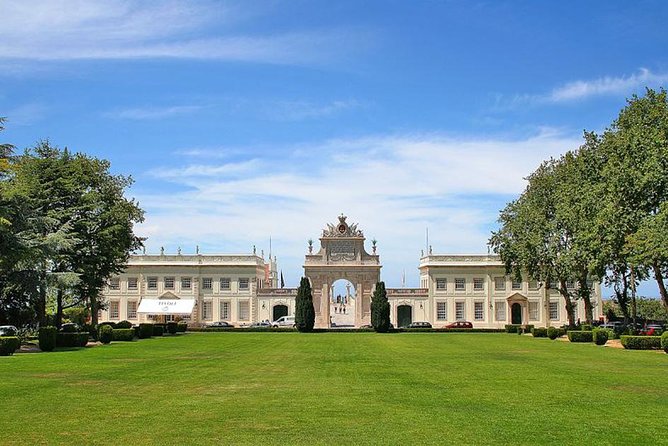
<box><xmin>99</xmin><ymin>218</ymin><xmax>603</xmax><ymax>328</ymax></box>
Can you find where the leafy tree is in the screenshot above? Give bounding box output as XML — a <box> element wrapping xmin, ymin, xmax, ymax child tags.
<box><xmin>371</xmin><ymin>281</ymin><xmax>390</xmax><ymax>332</ymax></box>
<box><xmin>0</xmin><ymin>141</ymin><xmax>143</xmax><ymax>327</ymax></box>
<box><xmin>295</xmin><ymin>277</ymin><xmax>315</xmax><ymax>332</ymax></box>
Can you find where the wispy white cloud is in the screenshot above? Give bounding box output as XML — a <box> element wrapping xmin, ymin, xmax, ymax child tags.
<box><xmin>105</xmin><ymin>105</ymin><xmax>203</xmax><ymax>120</ymax></box>
<box><xmin>134</xmin><ymin>130</ymin><xmax>582</xmax><ymax>286</ymax></box>
<box><xmin>261</xmin><ymin>99</ymin><xmax>363</xmax><ymax>121</ymax></box>
<box><xmin>503</xmin><ymin>68</ymin><xmax>668</xmax><ymax>108</ymax></box>
<box><xmin>0</xmin><ymin>1</ymin><xmax>372</xmax><ymax>66</ymax></box>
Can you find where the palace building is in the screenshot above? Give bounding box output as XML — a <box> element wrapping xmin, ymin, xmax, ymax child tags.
<box><xmin>99</xmin><ymin>215</ymin><xmax>603</xmax><ymax>328</ymax></box>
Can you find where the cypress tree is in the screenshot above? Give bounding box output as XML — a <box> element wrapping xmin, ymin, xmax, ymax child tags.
<box><xmin>295</xmin><ymin>277</ymin><xmax>315</xmax><ymax>332</ymax></box>
<box><xmin>371</xmin><ymin>281</ymin><xmax>391</xmax><ymax>333</ymax></box>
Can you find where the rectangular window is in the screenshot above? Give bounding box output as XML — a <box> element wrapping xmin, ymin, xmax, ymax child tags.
<box><xmin>473</xmin><ymin>278</ymin><xmax>484</xmax><ymax>291</ymax></box>
<box><xmin>495</xmin><ymin>301</ymin><xmax>506</xmax><ymax>321</ymax></box>
<box><xmin>164</xmin><ymin>277</ymin><xmax>175</xmax><ymax>290</ymax></box>
<box><xmin>455</xmin><ymin>301</ymin><xmax>465</xmax><ymax>320</ymax></box>
<box><xmin>202</xmin><ymin>301</ymin><xmax>212</xmax><ymax>320</ymax></box>
<box><xmin>109</xmin><ymin>301</ymin><xmax>120</xmax><ymax>319</ymax></box>
<box><xmin>147</xmin><ymin>277</ymin><xmax>158</xmax><ymax>290</ymax></box>
<box><xmin>202</xmin><ymin>278</ymin><xmax>212</xmax><ymax>290</ymax></box>
<box><xmin>494</xmin><ymin>277</ymin><xmax>506</xmax><ymax>291</ymax></box>
<box><xmin>238</xmin><ymin>301</ymin><xmax>250</xmax><ymax>320</ymax></box>
<box><xmin>455</xmin><ymin>278</ymin><xmax>465</xmax><ymax>291</ymax></box>
<box><xmin>436</xmin><ymin>278</ymin><xmax>447</xmax><ymax>290</ymax></box>
<box><xmin>436</xmin><ymin>302</ymin><xmax>447</xmax><ymax>321</ymax></box>
<box><xmin>474</xmin><ymin>301</ymin><xmax>484</xmax><ymax>321</ymax></box>
<box><xmin>109</xmin><ymin>277</ymin><xmax>120</xmax><ymax>290</ymax></box>
<box><xmin>220</xmin><ymin>301</ymin><xmax>231</xmax><ymax>320</ymax></box>
<box><xmin>512</xmin><ymin>279</ymin><xmax>522</xmax><ymax>290</ymax></box>
<box><xmin>127</xmin><ymin>301</ymin><xmax>137</xmax><ymax>319</ymax></box>
<box><xmin>220</xmin><ymin>278</ymin><xmax>231</xmax><ymax>290</ymax></box>
<box><xmin>239</xmin><ymin>278</ymin><xmax>249</xmax><ymax>290</ymax></box>
<box><xmin>127</xmin><ymin>278</ymin><xmax>138</xmax><ymax>290</ymax></box>
<box><xmin>529</xmin><ymin>301</ymin><xmax>539</xmax><ymax>321</ymax></box>
<box><xmin>549</xmin><ymin>302</ymin><xmax>559</xmax><ymax>320</ymax></box>
<box><xmin>528</xmin><ymin>280</ymin><xmax>539</xmax><ymax>291</ymax></box>
<box><xmin>181</xmin><ymin>277</ymin><xmax>191</xmax><ymax>290</ymax></box>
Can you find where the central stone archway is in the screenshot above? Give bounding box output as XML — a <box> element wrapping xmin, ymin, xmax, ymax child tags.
<box><xmin>303</xmin><ymin>214</ymin><xmax>381</xmax><ymax>328</ymax></box>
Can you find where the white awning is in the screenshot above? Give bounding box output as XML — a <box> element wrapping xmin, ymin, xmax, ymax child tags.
<box><xmin>137</xmin><ymin>299</ymin><xmax>195</xmax><ymax>315</ymax></box>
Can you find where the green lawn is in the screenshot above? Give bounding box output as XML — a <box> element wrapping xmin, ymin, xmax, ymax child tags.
<box><xmin>1</xmin><ymin>333</ymin><xmax>666</xmax><ymax>445</ymax></box>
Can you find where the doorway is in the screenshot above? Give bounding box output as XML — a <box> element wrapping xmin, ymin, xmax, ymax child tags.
<box><xmin>511</xmin><ymin>303</ymin><xmax>522</xmax><ymax>324</ymax></box>
<box><xmin>397</xmin><ymin>305</ymin><xmax>412</xmax><ymax>328</ymax></box>
<box><xmin>272</xmin><ymin>304</ymin><xmax>288</xmax><ymax>322</ymax></box>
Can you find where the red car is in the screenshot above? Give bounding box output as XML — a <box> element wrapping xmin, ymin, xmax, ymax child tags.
<box><xmin>444</xmin><ymin>321</ymin><xmax>473</xmax><ymax>329</ymax></box>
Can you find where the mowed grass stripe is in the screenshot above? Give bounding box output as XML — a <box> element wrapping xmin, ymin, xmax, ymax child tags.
<box><xmin>0</xmin><ymin>333</ymin><xmax>666</xmax><ymax>445</ymax></box>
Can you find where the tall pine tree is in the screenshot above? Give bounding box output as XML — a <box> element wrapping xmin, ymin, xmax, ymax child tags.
<box><xmin>371</xmin><ymin>281</ymin><xmax>391</xmax><ymax>332</ymax></box>
<box><xmin>295</xmin><ymin>277</ymin><xmax>315</xmax><ymax>332</ymax></box>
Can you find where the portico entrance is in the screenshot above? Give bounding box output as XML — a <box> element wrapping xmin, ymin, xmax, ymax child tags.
<box><xmin>304</xmin><ymin>215</ymin><xmax>381</xmax><ymax>328</ymax></box>
<box><xmin>507</xmin><ymin>293</ymin><xmax>528</xmax><ymax>325</ymax></box>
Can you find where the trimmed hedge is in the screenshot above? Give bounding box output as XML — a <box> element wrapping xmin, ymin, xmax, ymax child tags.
<box><xmin>112</xmin><ymin>328</ymin><xmax>135</xmax><ymax>341</ymax></box>
<box><xmin>547</xmin><ymin>327</ymin><xmax>566</xmax><ymax>340</ymax></box>
<box><xmin>592</xmin><ymin>328</ymin><xmax>609</xmax><ymax>346</ymax></box>
<box><xmin>98</xmin><ymin>325</ymin><xmax>113</xmax><ymax>344</ymax></box>
<box><xmin>505</xmin><ymin>324</ymin><xmax>521</xmax><ymax>333</ymax></box>
<box><xmin>98</xmin><ymin>321</ymin><xmax>117</xmax><ymax>329</ymax></box>
<box><xmin>38</xmin><ymin>326</ymin><xmax>57</xmax><ymax>352</ymax></box>
<box><xmin>620</xmin><ymin>335</ymin><xmax>662</xmax><ymax>350</ymax></box>
<box><xmin>567</xmin><ymin>331</ymin><xmax>593</xmax><ymax>343</ymax></box>
<box><xmin>177</xmin><ymin>323</ymin><xmax>187</xmax><ymax>333</ymax></box>
<box><xmin>167</xmin><ymin>321</ymin><xmax>178</xmax><ymax>335</ymax></box>
<box><xmin>532</xmin><ymin>327</ymin><xmax>548</xmax><ymax>338</ymax></box>
<box><xmin>138</xmin><ymin>323</ymin><xmax>153</xmax><ymax>339</ymax></box>
<box><xmin>115</xmin><ymin>320</ymin><xmax>133</xmax><ymax>329</ymax></box>
<box><xmin>662</xmin><ymin>332</ymin><xmax>668</xmax><ymax>354</ymax></box>
<box><xmin>0</xmin><ymin>336</ymin><xmax>20</xmax><ymax>356</ymax></box>
<box><xmin>56</xmin><ymin>332</ymin><xmax>89</xmax><ymax>348</ymax></box>
<box><xmin>581</xmin><ymin>324</ymin><xmax>593</xmax><ymax>331</ymax></box>
<box><xmin>153</xmin><ymin>325</ymin><xmax>164</xmax><ymax>336</ymax></box>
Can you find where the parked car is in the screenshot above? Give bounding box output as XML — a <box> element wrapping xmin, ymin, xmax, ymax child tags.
<box><xmin>272</xmin><ymin>315</ymin><xmax>295</xmax><ymax>327</ymax></box>
<box><xmin>249</xmin><ymin>321</ymin><xmax>272</xmax><ymax>328</ymax></box>
<box><xmin>59</xmin><ymin>322</ymin><xmax>80</xmax><ymax>332</ymax></box>
<box><xmin>207</xmin><ymin>321</ymin><xmax>234</xmax><ymax>328</ymax></box>
<box><xmin>444</xmin><ymin>321</ymin><xmax>473</xmax><ymax>329</ymax></box>
<box><xmin>0</xmin><ymin>325</ymin><xmax>18</xmax><ymax>336</ymax></box>
<box><xmin>407</xmin><ymin>321</ymin><xmax>432</xmax><ymax>329</ymax></box>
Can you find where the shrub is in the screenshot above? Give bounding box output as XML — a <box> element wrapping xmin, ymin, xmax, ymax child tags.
<box><xmin>177</xmin><ymin>323</ymin><xmax>187</xmax><ymax>333</ymax></box>
<box><xmin>505</xmin><ymin>324</ymin><xmax>521</xmax><ymax>333</ymax></box>
<box><xmin>115</xmin><ymin>320</ymin><xmax>133</xmax><ymax>329</ymax></box>
<box><xmin>98</xmin><ymin>321</ymin><xmax>117</xmax><ymax>329</ymax></box>
<box><xmin>532</xmin><ymin>327</ymin><xmax>548</xmax><ymax>338</ymax></box>
<box><xmin>57</xmin><ymin>332</ymin><xmax>89</xmax><ymax>348</ymax></box>
<box><xmin>167</xmin><ymin>321</ymin><xmax>178</xmax><ymax>335</ymax></box>
<box><xmin>581</xmin><ymin>324</ymin><xmax>593</xmax><ymax>331</ymax></box>
<box><xmin>112</xmin><ymin>328</ymin><xmax>135</xmax><ymax>342</ymax></box>
<box><xmin>0</xmin><ymin>336</ymin><xmax>20</xmax><ymax>356</ymax></box>
<box><xmin>99</xmin><ymin>325</ymin><xmax>113</xmax><ymax>344</ymax></box>
<box><xmin>620</xmin><ymin>336</ymin><xmax>662</xmax><ymax>350</ymax></box>
<box><xmin>547</xmin><ymin>327</ymin><xmax>567</xmax><ymax>340</ymax></box>
<box><xmin>81</xmin><ymin>323</ymin><xmax>98</xmax><ymax>341</ymax></box>
<box><xmin>592</xmin><ymin>328</ymin><xmax>609</xmax><ymax>346</ymax></box>
<box><xmin>661</xmin><ymin>331</ymin><xmax>668</xmax><ymax>354</ymax></box>
<box><xmin>138</xmin><ymin>323</ymin><xmax>153</xmax><ymax>339</ymax></box>
<box><xmin>567</xmin><ymin>331</ymin><xmax>593</xmax><ymax>343</ymax></box>
<box><xmin>524</xmin><ymin>325</ymin><xmax>535</xmax><ymax>333</ymax></box>
<box><xmin>38</xmin><ymin>326</ymin><xmax>57</xmax><ymax>352</ymax></box>
<box><xmin>517</xmin><ymin>328</ymin><xmax>523</xmax><ymax>335</ymax></box>
<box><xmin>153</xmin><ymin>325</ymin><xmax>164</xmax><ymax>336</ymax></box>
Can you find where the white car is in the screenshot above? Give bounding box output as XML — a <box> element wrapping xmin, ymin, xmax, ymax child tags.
<box><xmin>271</xmin><ymin>316</ymin><xmax>295</xmax><ymax>328</ymax></box>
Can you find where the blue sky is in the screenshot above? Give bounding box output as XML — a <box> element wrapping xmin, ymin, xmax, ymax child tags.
<box><xmin>2</xmin><ymin>0</ymin><xmax>668</xmax><ymax>297</ymax></box>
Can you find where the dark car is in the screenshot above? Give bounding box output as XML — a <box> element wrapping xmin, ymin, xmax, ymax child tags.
<box><xmin>444</xmin><ymin>321</ymin><xmax>473</xmax><ymax>329</ymax></box>
<box><xmin>207</xmin><ymin>321</ymin><xmax>234</xmax><ymax>328</ymax></box>
<box><xmin>407</xmin><ymin>321</ymin><xmax>432</xmax><ymax>329</ymax></box>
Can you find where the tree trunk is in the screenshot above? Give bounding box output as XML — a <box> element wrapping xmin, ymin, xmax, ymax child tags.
<box><xmin>38</xmin><ymin>270</ymin><xmax>47</xmax><ymax>326</ymax></box>
<box><xmin>90</xmin><ymin>292</ymin><xmax>98</xmax><ymax>326</ymax></box>
<box><xmin>652</xmin><ymin>262</ymin><xmax>668</xmax><ymax>310</ymax></box>
<box><xmin>559</xmin><ymin>279</ymin><xmax>575</xmax><ymax>327</ymax></box>
<box><xmin>578</xmin><ymin>275</ymin><xmax>593</xmax><ymax>324</ymax></box>
<box><xmin>56</xmin><ymin>288</ymin><xmax>63</xmax><ymax>328</ymax></box>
